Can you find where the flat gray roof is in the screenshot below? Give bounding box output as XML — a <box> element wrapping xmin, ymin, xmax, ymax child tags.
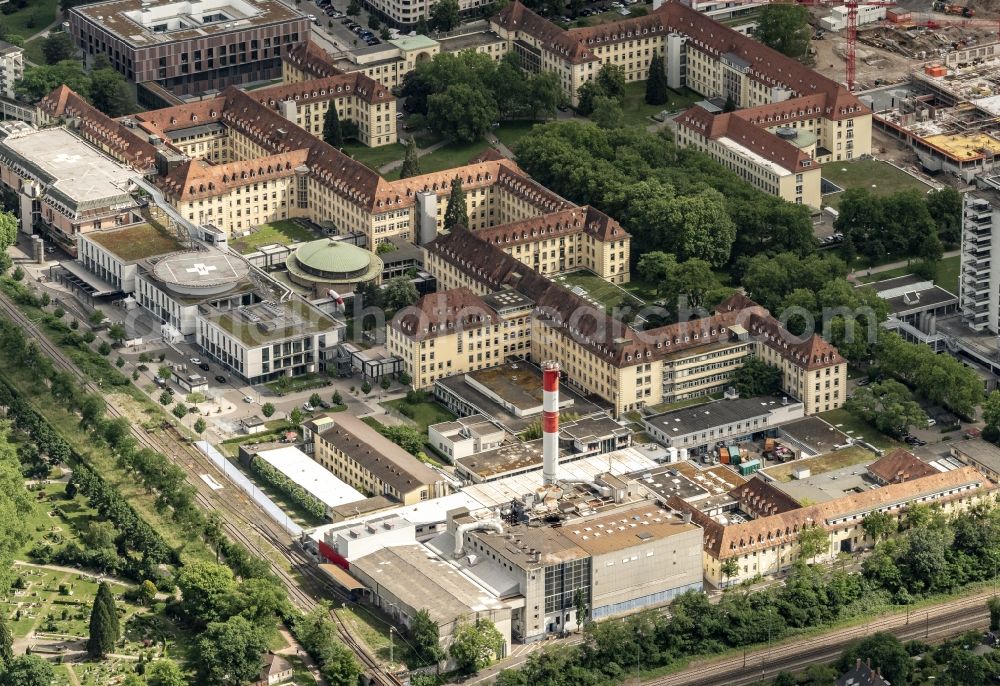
<box><xmin>351</xmin><ymin>544</ymin><xmax>507</xmax><ymax>624</ymax></box>
<box><xmin>0</xmin><ymin>127</ymin><xmax>135</xmax><ymax>212</ymax></box>
<box><xmin>951</xmin><ymin>439</ymin><xmax>1000</xmax><ymax>474</ymax></box>
<box><xmin>770</xmin><ymin>463</ymin><xmax>878</xmax><ymax>506</ymax></box>
<box><xmin>646</xmin><ymin>396</ymin><xmax>788</xmax><ymax>438</ymax></box>
<box><xmin>779</xmin><ymin>416</ymin><xmax>851</xmax><ymax>455</ymax></box>
<box><xmin>863</xmin><ymin>273</ymin><xmax>924</xmax><ymax>292</ymax></box>
<box><xmin>884</xmin><ymin>285</ymin><xmax>957</xmax><ymax>315</ymax></box>
<box><xmin>631</xmin><ymin>464</ymin><xmax>710</xmax><ymax>502</ymax></box>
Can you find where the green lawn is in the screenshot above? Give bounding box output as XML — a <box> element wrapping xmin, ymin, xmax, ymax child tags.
<box><xmin>2</xmin><ymin>0</ymin><xmax>59</xmax><ymax>41</ymax></box>
<box><xmin>819</xmin><ymin>408</ymin><xmax>902</xmax><ymax>451</ymax></box>
<box><xmin>821</xmin><ymin>160</ymin><xmax>935</xmax><ymax>210</ymax></box>
<box><xmin>230</xmin><ymin>219</ymin><xmax>320</xmax><ymax>254</ymax></box>
<box><xmin>383</xmin><ymin>138</ymin><xmax>491</xmax><ymax>181</ymax></box>
<box><xmin>618</xmin><ymin>82</ymin><xmax>703</xmax><ymax>127</ymax></box>
<box><xmin>383</xmin><ymin>397</ymin><xmax>456</xmax><ymax>433</ymax></box>
<box><xmin>858</xmin><ymin>254</ymin><xmax>961</xmax><ymax>296</ymax></box>
<box><xmin>341</xmin><ymin>141</ymin><xmax>407</xmax><ymax>173</ymax></box>
<box><xmin>494</xmin><ymin>120</ymin><xmax>541</xmax><ymax>152</ymax></box>
<box><xmin>23</xmin><ymin>36</ymin><xmax>45</xmax><ymax>66</ymax></box>
<box><xmin>555</xmin><ymin>269</ymin><xmax>645</xmax><ymax>312</ymax></box>
<box><xmin>621</xmin><ymin>276</ymin><xmax>659</xmax><ymax>303</ymax></box>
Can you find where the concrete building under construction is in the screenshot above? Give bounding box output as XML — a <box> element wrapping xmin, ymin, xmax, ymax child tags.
<box><xmin>870</xmin><ymin>42</ymin><xmax>1000</xmax><ymax>180</ymax></box>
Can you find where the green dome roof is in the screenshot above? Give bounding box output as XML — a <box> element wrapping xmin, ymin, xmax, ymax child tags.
<box><xmin>295</xmin><ymin>239</ymin><xmax>374</xmax><ymax>274</ymax></box>
<box><xmin>285</xmin><ymin>238</ymin><xmax>383</xmax><ymax>286</ymax></box>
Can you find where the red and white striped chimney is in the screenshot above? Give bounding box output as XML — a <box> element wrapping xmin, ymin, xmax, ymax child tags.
<box><xmin>542</xmin><ymin>361</ymin><xmax>560</xmax><ymax>485</ymax></box>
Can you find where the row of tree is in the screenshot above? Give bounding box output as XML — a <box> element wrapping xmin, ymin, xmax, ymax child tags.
<box><xmin>834</xmin><ymin>187</ymin><xmax>961</xmax><ymax>266</ymax></box>
<box><xmin>16</xmin><ymin>56</ymin><xmax>135</xmax><ymax>117</ymax></box>
<box><xmin>401</xmin><ymin>51</ymin><xmax>561</xmax><ymax>142</ymax></box>
<box><xmin>514</xmin><ymin>121</ymin><xmax>815</xmax><ymax>272</ymax></box>
<box><xmin>495</xmin><ymin>500</ymin><xmax>1000</xmax><ymax>686</ymax></box>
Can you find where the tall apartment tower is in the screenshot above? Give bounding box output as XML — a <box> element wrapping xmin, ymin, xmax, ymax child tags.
<box><xmin>960</xmin><ymin>192</ymin><xmax>1000</xmax><ymax>332</ymax></box>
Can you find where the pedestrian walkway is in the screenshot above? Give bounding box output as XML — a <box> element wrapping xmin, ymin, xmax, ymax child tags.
<box><xmin>848</xmin><ymin>249</ymin><xmax>960</xmax><ymax>284</ymax></box>
<box><xmin>378</xmin><ymin>138</ymin><xmax>451</xmax><ymax>175</ymax></box>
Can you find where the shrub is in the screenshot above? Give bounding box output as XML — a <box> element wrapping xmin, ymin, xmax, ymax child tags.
<box><xmin>250</xmin><ymin>456</ymin><xmax>325</xmax><ymax>518</ymax></box>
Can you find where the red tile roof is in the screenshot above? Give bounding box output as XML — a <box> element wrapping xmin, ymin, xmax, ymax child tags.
<box><xmin>252</xmin><ymin>72</ymin><xmax>394</xmax><ymax>107</ymax></box>
<box><xmin>677</xmin><ymin>105</ymin><xmax>814</xmax><ymax>174</ymax></box>
<box><xmin>392</xmin><ymin>287</ymin><xmax>499</xmax><ymax>340</ymax></box>
<box><xmin>867</xmin><ymin>449</ymin><xmax>938</xmax><ymax>485</ymax></box>
<box><xmin>426</xmin><ymin>229</ymin><xmax>837</xmax><ymax>370</ymax></box>
<box><xmin>284</xmin><ymin>40</ymin><xmax>341</xmax><ymax>79</ymax></box>
<box><xmin>669</xmin><ymin>466</ymin><xmax>993</xmax><ymax>559</ymax></box>
<box><xmin>475</xmin><ymin>205</ymin><xmax>628</xmax><ymax>248</ymax></box>
<box><xmin>494</xmin><ymin>1</ymin><xmax>869</xmax><ymax>119</ymax></box>
<box><xmin>159</xmin><ymin>149</ymin><xmax>310</xmax><ymax>202</ymax></box>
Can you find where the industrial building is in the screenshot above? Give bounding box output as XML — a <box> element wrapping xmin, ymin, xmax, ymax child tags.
<box><xmin>69</xmin><ymin>0</ymin><xmax>311</xmax><ymax>98</ymax></box>
<box><xmin>949</xmin><ymin>438</ymin><xmax>1000</xmax><ymax>482</ymax></box>
<box><xmin>251</xmin><ymin>446</ymin><xmax>366</xmax><ymax>519</ymax></box>
<box><xmin>643</xmin><ymin>395</ymin><xmax>804</xmax><ymax>454</ymax></box>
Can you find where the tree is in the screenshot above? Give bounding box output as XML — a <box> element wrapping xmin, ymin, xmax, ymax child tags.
<box><xmin>332</xmin><ymin>391</ymin><xmax>343</xmax><ymax>405</ymax></box>
<box><xmin>989</xmin><ymin>596</ymin><xmax>1000</xmax><ymax>631</ymax></box>
<box><xmin>772</xmin><ymin>672</ymin><xmax>797</xmax><ymax>686</ymax></box>
<box><xmin>176</xmin><ymin>561</ymin><xmax>235</xmax><ymax>627</ymax></box>
<box><xmin>926</xmin><ymin>187</ymin><xmax>962</xmax><ymax>246</ymax></box>
<box><xmin>595</xmin><ymin>64</ymin><xmax>625</xmax><ymax>102</ymax></box>
<box><xmin>946</xmin><ymin>650</ymin><xmax>991</xmax><ymax>686</ymax></box>
<box><xmin>450</xmin><ymin>618</ymin><xmax>505</xmax><ymax>674</ymax></box>
<box><xmin>844</xmin><ymin>380</ymin><xmax>928</xmax><ymax>438</ymax></box>
<box><xmin>290</xmin><ymin>407</ymin><xmax>304</xmax><ymax>425</ymax></box>
<box><xmin>41</xmin><ymin>32</ymin><xmax>74</xmax><ymax>64</ymax></box>
<box><xmin>323</xmin><ymin>104</ymin><xmax>343</xmax><ymax>147</ymax></box>
<box><xmin>430</xmin><ymin>0</ymin><xmax>460</xmax><ymax>31</ymax></box>
<box><xmin>797</xmin><ymin>525</ymin><xmax>829</xmax><ymax>563</ymax></box>
<box><xmin>381</xmin><ymin>276</ymin><xmax>418</xmax><ymax>311</ymax></box>
<box><xmin>158</xmin><ymin>391</ymin><xmax>172</xmax><ymax>406</ymax></box>
<box><xmin>731</xmin><ymin>358</ymin><xmax>782</xmax><ymax>398</ymax></box>
<box><xmin>361</xmin><ymin>380</ymin><xmax>372</xmax><ymax>395</ymax></box>
<box><xmin>576</xmin><ymin>80</ymin><xmax>604</xmax><ymax>116</ymax></box>
<box><xmin>89</xmin><ymin>68</ymin><xmax>135</xmax><ymax>117</ymax></box>
<box><xmin>380</xmin><ymin>376</ymin><xmax>391</xmax><ymax>391</ymax></box>
<box><xmin>720</xmin><ymin>559</ymin><xmax>739</xmax><ymax>585</ymax></box>
<box><xmin>368</xmin><ymin>14</ymin><xmax>380</xmax><ymax>30</ymax></box>
<box><xmin>755</xmin><ymin>4</ymin><xmax>811</xmax><ymax>59</ymax></box>
<box><xmin>261</xmin><ymin>402</ymin><xmax>275</xmax><ymax>418</ymax></box>
<box><xmin>195</xmin><ymin>615</ymin><xmax>267</xmax><ymax>686</ymax></box>
<box><xmin>16</xmin><ymin>61</ymin><xmax>90</xmax><ymax>102</ymax></box>
<box><xmin>0</xmin><ymin>618</ymin><xmax>12</xmax><ymax>668</ymax></box>
<box><xmin>108</xmin><ymin>323</ymin><xmax>126</xmax><ymax>344</ymax></box>
<box><xmin>839</xmin><ymin>633</ymin><xmax>913</xmax><ymax>686</ymax></box>
<box><xmin>145</xmin><ymin>659</ymin><xmax>186</xmax><ymax>686</ymax></box>
<box><xmin>380</xmin><ymin>26</ymin><xmax>391</xmax><ymax>40</ymax></box>
<box><xmin>98</xmin><ymin>341</ymin><xmax>112</xmax><ymax>356</ymax></box>
<box><xmin>573</xmin><ymin>589</ymin><xmax>588</xmax><ymax>629</ymax></box>
<box><xmin>862</xmin><ymin>511</ymin><xmax>896</xmax><ymax>543</ymax></box>
<box><xmin>645</xmin><ymin>54</ymin><xmax>668</xmax><ymax>105</ymax></box>
<box><xmin>309</xmin><ymin>393</ymin><xmax>322</xmax><ymax>408</ymax></box>
<box><xmin>87</xmin><ymin>582</ymin><xmax>120</xmax><ymax>657</ymax></box>
<box><xmin>398</xmin><ymin>138</ymin><xmax>421</xmax><ymax>179</ymax></box>
<box><xmin>193</xmin><ymin>417</ymin><xmax>207</xmax><ymax>435</ymax></box>
<box><xmin>590</xmin><ymin>96</ymin><xmax>623</xmax><ymax>129</ymax></box>
<box><xmin>443</xmin><ymin>176</ymin><xmax>469</xmax><ymax>230</ymax></box>
<box><xmin>137</xmin><ymin>580</ymin><xmax>157</xmax><ymax>607</ymax></box>
<box><xmin>4</xmin><ymin>655</ymin><xmax>54</xmax><ymax>686</ymax></box>
<box><xmin>346</xmin><ymin>0</ymin><xmax>360</xmax><ymax>15</ymax></box>
<box><xmin>410</xmin><ymin>609</ymin><xmax>443</xmax><ymax>666</ymax></box>
<box><xmin>427</xmin><ymin>84</ymin><xmax>497</xmax><ymax>143</ymax></box>
<box><xmin>157</xmin><ymin>365</ymin><xmax>173</xmax><ymax>380</ymax></box>
<box><xmin>0</xmin><ymin>211</ymin><xmax>16</xmax><ymax>250</ymax></box>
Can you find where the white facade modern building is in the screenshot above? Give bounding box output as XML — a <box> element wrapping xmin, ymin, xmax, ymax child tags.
<box><xmin>960</xmin><ymin>190</ymin><xmax>999</xmax><ymax>332</ymax></box>
<box><xmin>0</xmin><ymin>41</ymin><xmax>24</xmax><ymax>100</ymax></box>
<box><xmin>256</xmin><ymin>446</ymin><xmax>366</xmax><ymax>518</ymax></box>
<box><xmin>428</xmin><ymin>414</ymin><xmax>506</xmax><ymax>462</ymax></box>
<box><xmin>820</xmin><ymin>3</ymin><xmax>887</xmax><ymax>31</ymax></box>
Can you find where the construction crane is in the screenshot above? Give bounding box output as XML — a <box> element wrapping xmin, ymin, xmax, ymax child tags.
<box><xmin>684</xmin><ymin>0</ymin><xmax>896</xmax><ymax>91</ymax></box>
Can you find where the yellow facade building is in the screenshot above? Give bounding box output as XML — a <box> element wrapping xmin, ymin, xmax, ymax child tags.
<box><xmin>417</xmin><ymin>229</ymin><xmax>846</xmax><ymax>417</ymax></box>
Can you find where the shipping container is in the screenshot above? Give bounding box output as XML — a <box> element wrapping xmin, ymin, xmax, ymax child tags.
<box><xmin>739</xmin><ymin>459</ymin><xmax>762</xmax><ymax>476</ymax></box>
<box><xmin>719</xmin><ymin>447</ymin><xmax>730</xmax><ymax>464</ymax></box>
<box><xmin>887</xmin><ymin>8</ymin><xmax>911</xmax><ymax>22</ymax></box>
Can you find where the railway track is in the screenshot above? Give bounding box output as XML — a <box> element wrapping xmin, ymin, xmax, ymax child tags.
<box><xmin>649</xmin><ymin>590</ymin><xmax>995</xmax><ymax>686</ymax></box>
<box><xmin>0</xmin><ymin>293</ymin><xmax>401</xmax><ymax>686</ymax></box>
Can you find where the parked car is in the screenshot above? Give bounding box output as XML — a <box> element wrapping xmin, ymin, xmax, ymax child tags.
<box><xmin>166</xmin><ymin>387</ymin><xmax>175</xmax><ymax>396</ymax></box>
<box><xmin>341</xmin><ymin>16</ymin><xmax>353</xmax><ymax>23</ymax></box>
<box><xmin>319</xmin><ymin>400</ymin><xmax>332</xmax><ymax>409</ymax></box>
<box><xmin>199</xmin><ymin>362</ymin><xmax>210</xmax><ymax>372</ymax></box>
<box><xmin>189</xmin><ymin>357</ymin><xmax>201</xmax><ymax>365</ymax></box>
<box><xmin>214</xmin><ymin>374</ymin><xmax>227</xmax><ymax>384</ymax></box>
<box><xmin>243</xmin><ymin>395</ymin><xmax>254</xmax><ymax>403</ymax></box>
<box><xmin>303</xmin><ymin>403</ymin><xmax>315</xmax><ymax>412</ymax></box>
